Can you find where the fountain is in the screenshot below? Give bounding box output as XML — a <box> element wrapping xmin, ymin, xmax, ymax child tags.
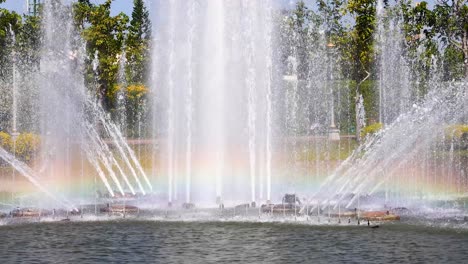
<box><xmin>0</xmin><ymin>0</ymin><xmax>346</xmax><ymax>218</ymax></box>
<box><xmin>0</xmin><ymin>0</ymin><xmax>151</xmax><ymax>213</ymax></box>
<box><xmin>152</xmin><ymin>1</ymin><xmax>276</xmax><ymax>207</ymax></box>
<box><xmin>326</xmin><ymin>42</ymin><xmax>340</xmax><ymax>141</ymax></box>
<box><xmin>10</xmin><ymin>26</ymin><xmax>19</xmax><ymax>207</ymax></box>
<box><xmin>312</xmin><ymin>2</ymin><xmax>468</xmax><ymax>214</ymax></box>
<box><xmin>2</xmin><ymin>3</ymin><xmax>468</xmax><ymax>263</ymax></box>
<box><xmin>0</xmin><ymin>0</ymin><xmax>465</xmax><ymax>225</ymax></box>
<box><xmin>376</xmin><ymin>0</ymin><xmax>412</xmax><ymax>125</ymax></box>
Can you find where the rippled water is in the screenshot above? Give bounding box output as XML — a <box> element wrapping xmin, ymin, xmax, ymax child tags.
<box><xmin>0</xmin><ymin>221</ymin><xmax>467</xmax><ymax>263</ymax></box>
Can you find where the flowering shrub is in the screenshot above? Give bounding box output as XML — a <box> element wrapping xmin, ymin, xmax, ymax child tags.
<box><xmin>360</xmin><ymin>123</ymin><xmax>383</xmax><ymax>139</ymax></box>
<box><xmin>0</xmin><ymin>132</ymin><xmax>40</xmax><ymax>162</ymax></box>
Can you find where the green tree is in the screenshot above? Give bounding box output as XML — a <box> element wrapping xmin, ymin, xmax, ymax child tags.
<box><xmin>318</xmin><ymin>0</ymin><xmax>346</xmax><ymax>43</ymax></box>
<box><xmin>126</xmin><ymin>0</ymin><xmax>151</xmax><ymax>85</ymax></box>
<box><xmin>400</xmin><ymin>1</ymin><xmax>438</xmax><ymax>94</ymax></box>
<box><xmin>284</xmin><ymin>1</ymin><xmax>321</xmax><ymax>80</ymax></box>
<box><xmin>125</xmin><ymin>84</ymin><xmax>148</xmax><ymax>137</ymax></box>
<box><xmin>345</xmin><ymin>0</ymin><xmax>377</xmax><ymax>139</ymax></box>
<box><xmin>317</xmin><ymin>0</ymin><xmax>347</xmax><ymax>75</ymax></box>
<box><xmin>0</xmin><ymin>7</ymin><xmax>22</xmax><ymax>81</ymax></box>
<box><xmin>73</xmin><ymin>0</ymin><xmax>129</xmax><ymax>112</ymax></box>
<box><xmin>78</xmin><ymin>0</ymin><xmax>92</xmax><ymax>6</ymax></box>
<box><xmin>317</xmin><ymin>0</ymin><xmax>354</xmax><ymax>133</ymax></box>
<box><xmin>432</xmin><ymin>0</ymin><xmax>468</xmax><ymax>79</ymax></box>
<box><xmin>346</xmin><ymin>0</ymin><xmax>376</xmax><ymax>83</ymax></box>
<box><xmin>16</xmin><ymin>14</ymin><xmax>42</xmax><ymax>132</ymax></box>
<box><xmin>16</xmin><ymin>15</ymin><xmax>41</xmax><ymax>72</ymax></box>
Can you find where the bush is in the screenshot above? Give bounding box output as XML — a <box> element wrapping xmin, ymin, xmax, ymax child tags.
<box><xmin>14</xmin><ymin>133</ymin><xmax>40</xmax><ymax>162</ymax></box>
<box><xmin>126</xmin><ymin>84</ymin><xmax>148</xmax><ymax>101</ymax></box>
<box><xmin>361</xmin><ymin>123</ymin><xmax>383</xmax><ymax>138</ymax></box>
<box><xmin>0</xmin><ymin>132</ymin><xmax>12</xmax><ymax>151</ymax></box>
<box><xmin>0</xmin><ymin>132</ymin><xmax>40</xmax><ymax>162</ymax></box>
<box><xmin>445</xmin><ymin>124</ymin><xmax>468</xmax><ymax>150</ymax></box>
<box><xmin>445</xmin><ymin>124</ymin><xmax>468</xmax><ymax>139</ymax></box>
<box><xmin>126</xmin><ymin>84</ymin><xmax>149</xmax><ymax>137</ymax></box>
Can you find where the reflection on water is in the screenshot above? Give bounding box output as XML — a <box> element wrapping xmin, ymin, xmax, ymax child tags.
<box><xmin>0</xmin><ymin>221</ymin><xmax>467</xmax><ymax>263</ymax></box>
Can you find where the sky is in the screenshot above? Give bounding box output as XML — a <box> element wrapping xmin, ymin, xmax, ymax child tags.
<box><xmin>0</xmin><ymin>0</ymin><xmax>302</xmax><ymax>15</ymax></box>
<box><xmin>0</xmin><ymin>0</ymin><xmax>132</xmax><ymax>15</ymax></box>
<box><xmin>1</xmin><ymin>0</ymin><xmax>306</xmax><ymax>15</ymax></box>
<box><xmin>1</xmin><ymin>0</ymin><xmax>434</xmax><ymax>17</ymax></box>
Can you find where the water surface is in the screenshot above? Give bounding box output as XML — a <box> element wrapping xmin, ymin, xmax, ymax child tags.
<box><xmin>0</xmin><ymin>221</ymin><xmax>467</xmax><ymax>263</ymax></box>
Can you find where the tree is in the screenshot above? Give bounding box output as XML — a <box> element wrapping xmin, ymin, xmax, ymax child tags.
<box><xmin>317</xmin><ymin>0</ymin><xmax>355</xmax><ymax>133</ymax></box>
<box><xmin>346</xmin><ymin>0</ymin><xmax>376</xmax><ymax>83</ymax></box>
<box><xmin>345</xmin><ymin>0</ymin><xmax>377</xmax><ymax>140</ymax></box>
<box><xmin>317</xmin><ymin>0</ymin><xmax>347</xmax><ymax>77</ymax></box>
<box><xmin>78</xmin><ymin>0</ymin><xmax>91</xmax><ymax>5</ymax></box>
<box><xmin>318</xmin><ymin>0</ymin><xmax>346</xmax><ymax>43</ymax></box>
<box><xmin>284</xmin><ymin>1</ymin><xmax>321</xmax><ymax>80</ymax></box>
<box><xmin>73</xmin><ymin>0</ymin><xmax>129</xmax><ymax>112</ymax></box>
<box><xmin>432</xmin><ymin>0</ymin><xmax>468</xmax><ymax>79</ymax></box>
<box><xmin>400</xmin><ymin>1</ymin><xmax>438</xmax><ymax>93</ymax></box>
<box><xmin>125</xmin><ymin>84</ymin><xmax>148</xmax><ymax>137</ymax></box>
<box><xmin>0</xmin><ymin>7</ymin><xmax>22</xmax><ymax>81</ymax></box>
<box><xmin>126</xmin><ymin>0</ymin><xmax>151</xmax><ymax>85</ymax></box>
<box><xmin>16</xmin><ymin>15</ymin><xmax>41</xmax><ymax>72</ymax></box>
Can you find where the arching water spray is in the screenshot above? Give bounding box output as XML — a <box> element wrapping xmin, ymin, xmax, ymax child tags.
<box><xmin>0</xmin><ymin>146</ymin><xmax>76</xmax><ymax>209</ymax></box>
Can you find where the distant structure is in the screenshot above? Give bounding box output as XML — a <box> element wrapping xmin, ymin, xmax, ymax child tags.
<box><xmin>27</xmin><ymin>0</ymin><xmax>42</xmax><ymax>16</ymax></box>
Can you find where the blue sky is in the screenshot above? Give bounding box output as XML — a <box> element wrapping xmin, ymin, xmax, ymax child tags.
<box><xmin>1</xmin><ymin>0</ymin><xmax>303</xmax><ymax>15</ymax></box>
<box><xmin>0</xmin><ymin>0</ymin><xmax>132</xmax><ymax>15</ymax></box>
<box><xmin>1</xmin><ymin>0</ymin><xmax>431</xmax><ymax>16</ymax></box>
<box><xmin>1</xmin><ymin>0</ymin><xmax>304</xmax><ymax>15</ymax></box>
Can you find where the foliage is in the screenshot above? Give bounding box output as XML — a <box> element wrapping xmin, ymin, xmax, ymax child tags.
<box><xmin>318</xmin><ymin>0</ymin><xmax>346</xmax><ymax>40</ymax></box>
<box><xmin>348</xmin><ymin>79</ymin><xmax>378</xmax><ymax>122</ymax></box>
<box><xmin>361</xmin><ymin>122</ymin><xmax>383</xmax><ymax>138</ymax></box>
<box><xmin>317</xmin><ymin>0</ymin><xmax>348</xmax><ymax>77</ymax></box>
<box><xmin>431</xmin><ymin>0</ymin><xmax>468</xmax><ymax>79</ymax></box>
<box><xmin>401</xmin><ymin>0</ymin><xmax>468</xmax><ymax>81</ymax></box>
<box><xmin>0</xmin><ymin>132</ymin><xmax>40</xmax><ymax>162</ymax></box>
<box><xmin>0</xmin><ymin>0</ymin><xmax>466</xmax><ymax>144</ymax></box>
<box><xmin>442</xmin><ymin>45</ymin><xmax>464</xmax><ymax>80</ymax></box>
<box><xmin>0</xmin><ymin>5</ymin><xmax>42</xmax><ymax>132</ymax></box>
<box><xmin>77</xmin><ymin>0</ymin><xmax>91</xmax><ymax>5</ymax></box>
<box><xmin>283</xmin><ymin>1</ymin><xmax>320</xmax><ymax>80</ymax></box>
<box><xmin>14</xmin><ymin>133</ymin><xmax>40</xmax><ymax>162</ymax></box>
<box><xmin>126</xmin><ymin>84</ymin><xmax>148</xmax><ymax>101</ymax></box>
<box><xmin>16</xmin><ymin>15</ymin><xmax>41</xmax><ymax>71</ymax></box>
<box><xmin>445</xmin><ymin>124</ymin><xmax>468</xmax><ymax>139</ymax></box>
<box><xmin>444</xmin><ymin>124</ymin><xmax>468</xmax><ymax>151</ymax></box>
<box><xmin>0</xmin><ymin>131</ymin><xmax>11</xmax><ymax>150</ymax></box>
<box><xmin>345</xmin><ymin>0</ymin><xmax>376</xmax><ymax>82</ymax></box>
<box><xmin>126</xmin><ymin>0</ymin><xmax>151</xmax><ymax>85</ymax></box>
<box><xmin>0</xmin><ymin>7</ymin><xmax>22</xmax><ymax>81</ymax></box>
<box><xmin>73</xmin><ymin>0</ymin><xmax>129</xmax><ymax>111</ymax></box>
<box><xmin>344</xmin><ymin>0</ymin><xmax>377</xmax><ymax>140</ymax></box>
<box><xmin>73</xmin><ymin>0</ymin><xmax>152</xmax><ymax>131</ymax></box>
<box><xmin>125</xmin><ymin>84</ymin><xmax>148</xmax><ymax>137</ymax></box>
<box><xmin>400</xmin><ymin>1</ymin><xmax>438</xmax><ymax>93</ymax></box>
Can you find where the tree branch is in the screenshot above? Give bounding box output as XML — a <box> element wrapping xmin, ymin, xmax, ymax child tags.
<box><xmin>450</xmin><ymin>39</ymin><xmax>463</xmax><ymax>51</ymax></box>
<box><xmin>358</xmin><ymin>69</ymin><xmax>371</xmax><ymax>87</ymax></box>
